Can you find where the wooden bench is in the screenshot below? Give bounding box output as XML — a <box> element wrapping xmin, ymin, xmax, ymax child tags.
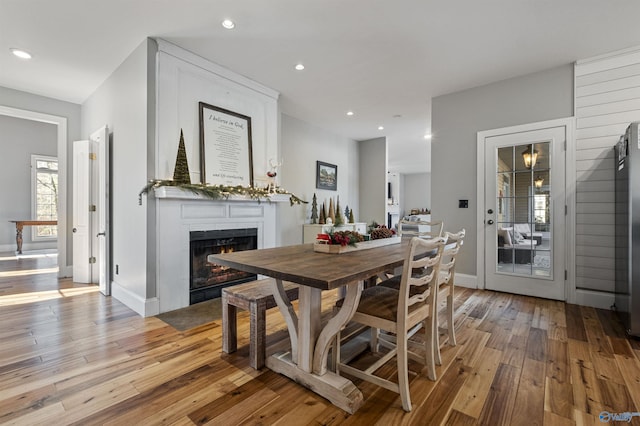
<box><xmin>222</xmin><ymin>278</ymin><xmax>299</xmax><ymax>369</ymax></box>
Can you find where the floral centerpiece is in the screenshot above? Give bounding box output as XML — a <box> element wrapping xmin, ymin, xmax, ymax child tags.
<box><xmin>316</xmin><ymin>230</ymin><xmax>364</xmax><ymax>247</ymax></box>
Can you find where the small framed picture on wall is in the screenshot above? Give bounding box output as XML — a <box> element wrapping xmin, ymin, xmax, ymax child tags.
<box><xmin>316</xmin><ymin>161</ymin><xmax>337</xmax><ymax>191</ymax></box>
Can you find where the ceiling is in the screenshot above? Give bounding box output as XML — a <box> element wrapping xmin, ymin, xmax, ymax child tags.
<box><xmin>3</xmin><ymin>1</ymin><xmax>640</xmax><ymax>174</ymax></box>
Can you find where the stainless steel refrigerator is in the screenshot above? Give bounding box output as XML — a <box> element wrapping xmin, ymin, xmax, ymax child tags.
<box><xmin>615</xmin><ymin>121</ymin><xmax>640</xmax><ymax>337</ymax></box>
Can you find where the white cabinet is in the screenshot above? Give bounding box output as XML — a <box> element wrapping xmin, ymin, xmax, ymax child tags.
<box><xmin>303</xmin><ymin>222</ymin><xmax>368</xmax><ymax>243</ymax></box>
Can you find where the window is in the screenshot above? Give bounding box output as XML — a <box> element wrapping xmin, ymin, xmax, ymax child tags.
<box><xmin>31</xmin><ymin>155</ymin><xmax>58</xmax><ymax>239</ymax></box>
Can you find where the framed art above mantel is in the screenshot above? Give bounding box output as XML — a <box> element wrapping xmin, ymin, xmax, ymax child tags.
<box><xmin>199</xmin><ymin>102</ymin><xmax>254</xmax><ymax>186</ymax></box>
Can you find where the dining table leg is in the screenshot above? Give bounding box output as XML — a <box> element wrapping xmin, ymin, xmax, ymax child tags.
<box><xmin>266</xmin><ymin>281</ymin><xmax>364</xmax><ymax>414</ymax></box>
<box><xmin>298</xmin><ymin>286</ymin><xmax>321</xmax><ymax>371</ymax></box>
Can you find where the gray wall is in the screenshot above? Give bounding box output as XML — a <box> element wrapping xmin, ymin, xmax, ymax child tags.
<box><xmin>0</xmin><ymin>115</ymin><xmax>57</xmax><ymax>248</ymax></box>
<box><xmin>0</xmin><ymin>86</ymin><xmax>82</xmax><ymax>264</ymax></box>
<box><xmin>279</xmin><ymin>114</ymin><xmax>360</xmax><ymax>246</ymax></box>
<box><xmin>359</xmin><ymin>137</ymin><xmax>387</xmax><ymax>226</ymax></box>
<box><xmin>82</xmin><ymin>39</ymin><xmax>153</xmax><ymax>300</ymax></box>
<box><xmin>431</xmin><ymin>64</ymin><xmax>574</xmax><ymax>276</ymax></box>
<box><xmin>403</xmin><ymin>173</ymin><xmax>431</xmax><ymax>217</ymax></box>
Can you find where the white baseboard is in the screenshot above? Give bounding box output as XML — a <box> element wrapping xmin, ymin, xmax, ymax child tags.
<box><xmin>111</xmin><ymin>281</ymin><xmax>159</xmax><ymax>317</ymax></box>
<box><xmin>58</xmin><ymin>265</ymin><xmax>72</xmax><ymax>278</ymax></box>
<box><xmin>451</xmin><ymin>275</ymin><xmax>614</xmax><ymax>310</ymax></box>
<box><xmin>0</xmin><ymin>242</ymin><xmax>57</xmax><ymax>252</ymax></box>
<box><xmin>573</xmin><ymin>289</ymin><xmax>615</xmax><ymax>310</ymax></box>
<box><xmin>456</xmin><ymin>273</ymin><xmax>477</xmax><ymax>289</ymax></box>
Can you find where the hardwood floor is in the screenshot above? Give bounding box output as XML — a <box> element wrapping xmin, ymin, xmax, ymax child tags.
<box><xmin>1</xmin><ymin>250</ymin><xmax>640</xmax><ymax>425</ymax></box>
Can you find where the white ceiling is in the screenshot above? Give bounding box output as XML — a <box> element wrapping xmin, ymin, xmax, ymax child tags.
<box><xmin>3</xmin><ymin>1</ymin><xmax>640</xmax><ymax>174</ymax></box>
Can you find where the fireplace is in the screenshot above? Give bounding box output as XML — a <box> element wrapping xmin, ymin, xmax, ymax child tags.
<box><xmin>190</xmin><ymin>228</ymin><xmax>258</xmax><ymax>304</ymax></box>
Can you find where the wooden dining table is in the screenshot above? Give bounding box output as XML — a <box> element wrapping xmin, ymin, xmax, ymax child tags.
<box><xmin>209</xmin><ymin>239</ymin><xmax>419</xmax><ymax>414</ymax></box>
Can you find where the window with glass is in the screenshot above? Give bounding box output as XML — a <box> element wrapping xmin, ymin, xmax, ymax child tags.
<box><xmin>31</xmin><ymin>155</ymin><xmax>58</xmax><ymax>239</ymax></box>
<box><xmin>496</xmin><ymin>142</ymin><xmax>551</xmax><ymax>277</ymax></box>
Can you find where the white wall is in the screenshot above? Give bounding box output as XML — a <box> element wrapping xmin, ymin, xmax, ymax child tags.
<box><xmin>0</xmin><ymin>115</ymin><xmax>57</xmax><ymax>249</ymax></box>
<box><xmin>0</xmin><ymin>86</ymin><xmax>81</xmax><ymax>267</ymax></box>
<box><xmin>82</xmin><ymin>39</ymin><xmax>152</xmax><ymax>310</ymax></box>
<box><xmin>402</xmin><ymin>173</ymin><xmax>431</xmax><ymax>218</ymax></box>
<box><xmin>279</xmin><ymin>114</ymin><xmax>359</xmax><ymax>245</ymax></box>
<box><xmin>359</xmin><ymin>137</ymin><xmax>387</xmax><ymax>226</ymax></box>
<box><xmin>432</xmin><ymin>64</ymin><xmax>574</xmax><ymax>276</ymax></box>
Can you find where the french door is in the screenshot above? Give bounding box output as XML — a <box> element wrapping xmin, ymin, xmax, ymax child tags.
<box><xmin>482</xmin><ymin>124</ymin><xmax>566</xmax><ymax>300</ymax></box>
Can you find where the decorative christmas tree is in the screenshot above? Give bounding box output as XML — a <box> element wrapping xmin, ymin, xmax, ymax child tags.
<box><xmin>172</xmin><ymin>129</ymin><xmax>191</xmax><ymax>184</ymax></box>
<box><xmin>328</xmin><ymin>198</ymin><xmax>335</xmax><ymax>223</ymax></box>
<box><xmin>310</xmin><ymin>193</ymin><xmax>318</xmax><ymax>224</ymax></box>
<box><xmin>335</xmin><ymin>197</ymin><xmax>344</xmax><ymax>226</ymax></box>
<box><xmin>323</xmin><ymin>201</ymin><xmax>327</xmax><ymax>221</ymax></box>
<box><xmin>319</xmin><ymin>202</ymin><xmax>326</xmax><ymax>224</ymax></box>
<box><xmin>344</xmin><ymin>205</ymin><xmax>350</xmax><ymax>220</ymax></box>
<box><xmin>349</xmin><ymin>208</ymin><xmax>355</xmax><ymax>223</ymax></box>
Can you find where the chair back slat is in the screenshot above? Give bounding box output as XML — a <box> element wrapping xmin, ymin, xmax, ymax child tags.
<box><xmin>438</xmin><ymin>230</ymin><xmax>465</xmax><ymax>286</ymax></box>
<box><xmin>400</xmin><ymin>237</ymin><xmax>446</xmax><ymax>310</ymax></box>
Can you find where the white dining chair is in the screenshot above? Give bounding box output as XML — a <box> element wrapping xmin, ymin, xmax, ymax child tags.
<box><xmin>433</xmin><ymin>229</ymin><xmax>465</xmax><ymax>365</ymax></box>
<box><xmin>334</xmin><ymin>236</ymin><xmax>446</xmax><ymax>412</ymax></box>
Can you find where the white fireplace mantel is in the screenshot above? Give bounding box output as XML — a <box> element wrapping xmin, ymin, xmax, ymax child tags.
<box><xmin>154</xmin><ymin>187</ymin><xmax>283</xmax><ymax>313</ymax></box>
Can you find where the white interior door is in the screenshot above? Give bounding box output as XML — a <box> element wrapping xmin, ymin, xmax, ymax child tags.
<box><xmin>72</xmin><ymin>140</ymin><xmax>91</xmax><ymax>283</ymax></box>
<box><xmin>483</xmin><ymin>125</ymin><xmax>566</xmax><ymax>300</ymax></box>
<box><xmin>91</xmin><ymin>126</ymin><xmax>109</xmax><ymax>296</ymax></box>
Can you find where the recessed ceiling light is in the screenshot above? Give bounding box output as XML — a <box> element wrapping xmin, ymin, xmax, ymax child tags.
<box><xmin>346</xmin><ymin>111</ymin><xmax>354</xmax><ymax>116</ymax></box>
<box><xmin>10</xmin><ymin>48</ymin><xmax>31</xmax><ymax>59</ymax></box>
<box><xmin>221</xmin><ymin>19</ymin><xmax>235</xmax><ymax>29</ymax></box>
<box><xmin>378</xmin><ymin>126</ymin><xmax>384</xmax><ymax>130</ymax></box>
<box><xmin>295</xmin><ymin>64</ymin><xmax>305</xmax><ymax>71</ymax></box>
<box><xmin>424</xmin><ymin>133</ymin><xmax>432</xmax><ymax>140</ymax></box>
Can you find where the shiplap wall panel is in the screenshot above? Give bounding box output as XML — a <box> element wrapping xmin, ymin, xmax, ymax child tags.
<box><xmin>576</xmin><ymin>245</ymin><xmax>613</xmax><ymax>257</ymax></box>
<box><xmin>575</xmin><ymin>49</ymin><xmax>640</xmax><ymax>294</ymax></box>
<box><xmin>577</xmin><ymin>98</ymin><xmax>640</xmax><ymax>117</ymax></box>
<box><xmin>576</xmin><ymin>255</ymin><xmax>615</xmax><ymax>269</ymax></box>
<box><xmin>577</xmin><ymin>180</ymin><xmax>614</xmax><ymax>192</ymax></box>
<box><xmin>575</xmin><ymin>87</ymin><xmax>640</xmax><ymax>108</ymax></box>
<box><xmin>577</xmin><ymin>109</ymin><xmax>640</xmax><ymax>128</ymax></box>
<box><xmin>577</xmin><ymin>137</ymin><xmax>622</xmax><ymax>151</ymax></box>
<box><xmin>575</xmin><ymin>75</ymin><xmax>640</xmax><ymax>98</ymax></box>
<box><xmin>576</xmin><ymin>159</ymin><xmax>614</xmax><ymax>171</ymax></box>
<box><xmin>576</xmin><ymin>62</ymin><xmax>640</xmax><ymax>86</ymax></box>
<box><xmin>576</xmin><ymin>234</ymin><xmax>614</xmax><ymax>247</ymax></box>
<box><xmin>576</xmin><ymin>203</ymin><xmax>614</xmax><ymax>214</ymax></box>
<box><xmin>576</xmin><ymin>169</ymin><xmax>613</xmax><ymax>182</ymax></box>
<box><xmin>578</xmin><ymin>277</ymin><xmax>615</xmax><ymax>293</ymax></box>
<box><xmin>576</xmin><ymin>147</ymin><xmax>614</xmax><ymax>161</ymax></box>
<box><xmin>575</xmin><ymin>123</ymin><xmax>629</xmax><ymax>139</ymax></box>
<box><xmin>577</xmin><ymin>213</ymin><xmax>615</xmax><ymax>225</ymax></box>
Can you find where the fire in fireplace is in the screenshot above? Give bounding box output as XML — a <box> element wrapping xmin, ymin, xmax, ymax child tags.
<box><xmin>190</xmin><ymin>228</ymin><xmax>258</xmax><ymax>304</ymax></box>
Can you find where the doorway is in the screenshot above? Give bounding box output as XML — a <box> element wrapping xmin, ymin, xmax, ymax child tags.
<box><xmin>477</xmin><ymin>119</ymin><xmax>571</xmax><ymax>300</ymax></box>
<box><xmin>0</xmin><ymin>105</ymin><xmax>68</xmax><ymax>277</ymax></box>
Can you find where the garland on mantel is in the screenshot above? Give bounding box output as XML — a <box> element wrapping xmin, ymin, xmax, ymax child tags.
<box><xmin>138</xmin><ymin>180</ymin><xmax>308</xmax><ymax>206</ymax></box>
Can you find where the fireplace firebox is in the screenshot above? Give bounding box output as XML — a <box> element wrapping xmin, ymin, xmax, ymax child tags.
<box><xmin>189</xmin><ymin>228</ymin><xmax>258</xmax><ymax>304</ymax></box>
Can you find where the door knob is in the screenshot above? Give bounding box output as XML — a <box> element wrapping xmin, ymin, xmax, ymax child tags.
<box><xmin>487</xmin><ymin>220</ymin><xmax>494</xmax><ymax>225</ymax></box>
<box><xmin>487</xmin><ymin>209</ymin><xmax>494</xmax><ymax>214</ymax></box>
<box><xmin>72</xmin><ymin>228</ymin><xmax>77</xmax><ymax>233</ymax></box>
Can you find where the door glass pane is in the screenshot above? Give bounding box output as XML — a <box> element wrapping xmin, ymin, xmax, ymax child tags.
<box><xmin>497</xmin><ymin>147</ymin><xmax>513</xmax><ymax>172</ymax></box>
<box><xmin>496</xmin><ymin>141</ymin><xmax>551</xmax><ymax>278</ymax></box>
